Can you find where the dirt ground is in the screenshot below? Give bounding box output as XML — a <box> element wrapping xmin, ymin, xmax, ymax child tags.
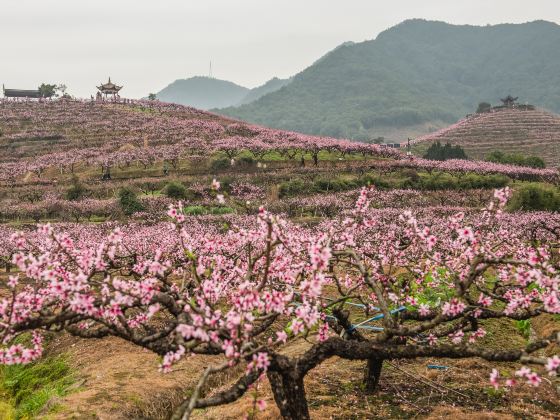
<box><xmin>45</xmin><ymin>335</ymin><xmax>211</xmax><ymax>419</ymax></box>
<box><xmin>41</xmin><ymin>316</ymin><xmax>560</xmax><ymax>420</ymax></box>
<box><xmin>193</xmin><ymin>349</ymin><xmax>560</xmax><ymax>420</ymax></box>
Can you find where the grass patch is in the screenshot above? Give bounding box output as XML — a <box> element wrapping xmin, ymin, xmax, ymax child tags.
<box><xmin>0</xmin><ymin>355</ymin><xmax>75</xmax><ymax>419</ymax></box>
<box><xmin>89</xmin><ymin>215</ymin><xmax>108</xmax><ymax>223</ymax></box>
<box><xmin>139</xmin><ymin>191</ymin><xmax>163</xmax><ymax>198</ymax></box>
<box><xmin>183</xmin><ymin>206</ymin><xmax>235</xmax><ymax>216</ymax></box>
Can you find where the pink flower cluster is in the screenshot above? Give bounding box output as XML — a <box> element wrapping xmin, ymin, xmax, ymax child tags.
<box><xmin>0</xmin><ymin>186</ymin><xmax>555</xmax><ymax>398</ymax></box>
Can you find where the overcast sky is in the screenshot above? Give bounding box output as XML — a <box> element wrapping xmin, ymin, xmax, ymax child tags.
<box><xmin>2</xmin><ymin>0</ymin><xmax>560</xmax><ymax>98</ymax></box>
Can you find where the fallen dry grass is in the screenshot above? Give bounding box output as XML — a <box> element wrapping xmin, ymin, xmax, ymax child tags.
<box><xmin>38</xmin><ymin>314</ymin><xmax>560</xmax><ymax>419</ymax></box>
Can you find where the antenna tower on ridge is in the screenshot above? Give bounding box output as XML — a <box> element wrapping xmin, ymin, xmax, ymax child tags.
<box><xmin>209</xmin><ymin>61</ymin><xmax>213</xmax><ymax>78</ymax></box>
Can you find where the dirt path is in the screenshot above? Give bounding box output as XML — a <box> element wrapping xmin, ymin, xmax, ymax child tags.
<box><xmin>41</xmin><ymin>315</ymin><xmax>560</xmax><ymax>419</ymax></box>
<box><xmin>48</xmin><ymin>335</ymin><xmax>212</xmax><ymax>419</ymax></box>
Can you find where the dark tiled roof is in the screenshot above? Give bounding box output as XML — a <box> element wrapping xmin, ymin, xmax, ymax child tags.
<box><xmin>3</xmin><ymin>88</ymin><xmax>42</xmax><ymax>98</ymax></box>
<box><xmin>97</xmin><ymin>77</ymin><xmax>122</xmax><ymax>93</ymax></box>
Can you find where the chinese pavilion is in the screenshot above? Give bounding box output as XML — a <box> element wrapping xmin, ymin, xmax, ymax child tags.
<box><xmin>97</xmin><ymin>77</ymin><xmax>122</xmax><ymax>99</ymax></box>
<box><xmin>500</xmin><ymin>95</ymin><xmax>518</xmax><ymax>108</ymax></box>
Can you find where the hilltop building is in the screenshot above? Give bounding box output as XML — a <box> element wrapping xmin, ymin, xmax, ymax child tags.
<box><xmin>96</xmin><ymin>77</ymin><xmax>122</xmax><ymax>100</ymax></box>
<box><xmin>3</xmin><ymin>85</ymin><xmax>43</xmax><ymax>99</ymax></box>
<box><xmin>500</xmin><ymin>95</ymin><xmax>519</xmax><ymax>108</ymax></box>
<box><xmin>470</xmin><ymin>96</ymin><xmax>534</xmax><ymax>115</ymax></box>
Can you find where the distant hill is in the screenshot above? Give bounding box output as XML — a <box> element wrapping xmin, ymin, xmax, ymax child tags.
<box><xmin>155</xmin><ymin>76</ymin><xmax>291</xmax><ymax>110</ymax></box>
<box><xmin>236</xmin><ymin>77</ymin><xmax>292</xmax><ymax>105</ymax></box>
<box><xmin>217</xmin><ymin>19</ymin><xmax>560</xmax><ymax>142</ymax></box>
<box><xmin>156</xmin><ymin>76</ymin><xmax>249</xmax><ymax>110</ymax></box>
<box><xmin>413</xmin><ymin>107</ymin><xmax>560</xmax><ymax>167</ymax></box>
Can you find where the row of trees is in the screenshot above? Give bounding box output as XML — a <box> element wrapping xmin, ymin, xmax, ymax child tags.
<box><xmin>1</xmin><ymin>100</ymin><xmax>557</xmax><ymax>186</ymax></box>
<box><xmin>2</xmin><ymin>138</ymin><xmax>556</xmax><ymax>187</ymax></box>
<box><xmin>0</xmin><ymin>187</ymin><xmax>558</xmax><ymax>419</ymax></box>
<box><xmin>423</xmin><ymin>143</ymin><xmax>547</xmax><ymax>171</ymax></box>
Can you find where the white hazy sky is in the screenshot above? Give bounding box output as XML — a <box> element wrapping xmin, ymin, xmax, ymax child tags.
<box><xmin>2</xmin><ymin>0</ymin><xmax>560</xmax><ymax>98</ymax></box>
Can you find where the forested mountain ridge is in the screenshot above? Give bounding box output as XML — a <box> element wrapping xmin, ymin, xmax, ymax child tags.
<box><xmin>155</xmin><ymin>76</ymin><xmax>292</xmax><ymax>110</ymax></box>
<box><xmin>155</xmin><ymin>76</ymin><xmax>249</xmax><ymax>110</ymax></box>
<box><xmin>217</xmin><ymin>19</ymin><xmax>560</xmax><ymax>141</ymax></box>
<box><xmin>236</xmin><ymin>77</ymin><xmax>292</xmax><ymax>105</ymax></box>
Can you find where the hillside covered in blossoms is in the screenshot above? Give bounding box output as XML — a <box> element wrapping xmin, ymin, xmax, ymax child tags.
<box><xmin>0</xmin><ymin>97</ymin><xmax>558</xmax><ymax>419</ymax></box>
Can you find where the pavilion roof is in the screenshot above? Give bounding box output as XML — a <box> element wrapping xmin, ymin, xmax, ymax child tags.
<box><xmin>501</xmin><ymin>95</ymin><xmax>519</xmax><ymax>103</ymax></box>
<box><xmin>3</xmin><ymin>86</ymin><xmax>42</xmax><ymax>98</ymax></box>
<box><xmin>97</xmin><ymin>77</ymin><xmax>122</xmax><ymax>93</ymax></box>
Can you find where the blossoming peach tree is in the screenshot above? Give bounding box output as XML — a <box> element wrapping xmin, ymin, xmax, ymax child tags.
<box><xmin>0</xmin><ymin>186</ymin><xmax>558</xmax><ymax>419</ymax></box>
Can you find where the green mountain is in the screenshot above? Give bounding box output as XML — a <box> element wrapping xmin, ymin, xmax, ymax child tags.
<box><xmin>217</xmin><ymin>19</ymin><xmax>560</xmax><ymax>141</ymax></box>
<box><xmin>237</xmin><ymin>77</ymin><xmax>292</xmax><ymax>105</ymax></box>
<box><xmin>155</xmin><ymin>76</ymin><xmax>292</xmax><ymax>110</ymax></box>
<box><xmin>156</xmin><ymin>76</ymin><xmax>249</xmax><ymax>110</ymax></box>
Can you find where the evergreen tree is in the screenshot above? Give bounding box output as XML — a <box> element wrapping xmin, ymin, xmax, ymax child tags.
<box><xmin>424</xmin><ymin>141</ymin><xmax>467</xmax><ymax>161</ymax></box>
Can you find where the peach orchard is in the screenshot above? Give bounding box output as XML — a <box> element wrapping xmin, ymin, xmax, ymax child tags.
<box><xmin>0</xmin><ymin>182</ymin><xmax>558</xmax><ymax>419</ymax></box>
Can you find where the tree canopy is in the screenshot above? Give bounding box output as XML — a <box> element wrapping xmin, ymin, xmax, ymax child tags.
<box><xmin>424</xmin><ymin>141</ymin><xmax>468</xmax><ymax>161</ymax></box>
<box><xmin>38</xmin><ymin>83</ymin><xmax>57</xmax><ymax>98</ymax></box>
<box><xmin>476</xmin><ymin>102</ymin><xmax>492</xmax><ymax>113</ymax></box>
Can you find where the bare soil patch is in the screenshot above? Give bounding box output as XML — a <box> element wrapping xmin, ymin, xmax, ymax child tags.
<box><xmin>45</xmin><ymin>326</ymin><xmax>559</xmax><ymax>419</ymax></box>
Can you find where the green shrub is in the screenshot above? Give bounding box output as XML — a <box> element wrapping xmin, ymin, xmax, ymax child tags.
<box><xmin>457</xmin><ymin>173</ymin><xmax>509</xmax><ymax>189</ymax></box>
<box><xmin>486</xmin><ymin>151</ymin><xmax>506</xmax><ymax>164</ymax></box>
<box><xmin>360</xmin><ymin>174</ymin><xmax>390</xmax><ymax>189</ymax></box>
<box><xmin>279</xmin><ymin>179</ymin><xmax>310</xmax><ymax>197</ymax></box>
<box><xmin>218</xmin><ymin>176</ymin><xmax>234</xmax><ymax>192</ymax></box>
<box><xmin>278</xmin><ymin>170</ymin><xmax>512</xmax><ymax>197</ymax></box>
<box><xmin>183</xmin><ymin>205</ymin><xmax>206</xmax><ymax>215</ymax></box>
<box><xmin>238</xmin><ymin>156</ymin><xmax>256</xmax><ymax>166</ymax></box>
<box><xmin>515</xmin><ymin>319</ymin><xmax>531</xmax><ymax>339</ymax></box>
<box><xmin>420</xmin><ymin>172</ymin><xmax>458</xmax><ymax>190</ymax></box>
<box><xmin>486</xmin><ymin>151</ymin><xmax>546</xmax><ymax>169</ymax></box>
<box><xmin>416</xmin><ymin>172</ymin><xmax>509</xmax><ymax>190</ymax></box>
<box><xmin>424</xmin><ymin>141</ymin><xmax>468</xmax><ymax>161</ymax></box>
<box><xmin>476</xmin><ymin>102</ymin><xmax>491</xmax><ymax>113</ymax></box>
<box><xmin>508</xmin><ymin>183</ymin><xmax>560</xmax><ymax>212</ymax></box>
<box><xmin>66</xmin><ymin>176</ymin><xmax>88</xmax><ymax>201</ymax></box>
<box><xmin>118</xmin><ymin>187</ymin><xmax>144</xmax><ymax>215</ymax></box>
<box><xmin>137</xmin><ymin>180</ymin><xmax>166</xmax><ymax>195</ymax></box>
<box><xmin>401</xmin><ymin>169</ymin><xmax>420</xmax><ymax>183</ymax></box>
<box><xmin>182</xmin><ymin>206</ymin><xmax>235</xmax><ymax>215</ymax></box>
<box><xmin>395</xmin><ymin>170</ymin><xmax>421</xmax><ymax>189</ymax></box>
<box><xmin>524</xmin><ymin>156</ymin><xmax>546</xmax><ymax>169</ymax></box>
<box><xmin>482</xmin><ymin>174</ymin><xmax>509</xmax><ymax>189</ymax></box>
<box><xmin>210</xmin><ymin>157</ymin><xmax>231</xmax><ymax>172</ymax></box>
<box><xmin>313</xmin><ymin>178</ymin><xmax>357</xmax><ymax>193</ymax></box>
<box><xmin>164</xmin><ymin>181</ymin><xmax>187</xmax><ymax>199</ymax></box>
<box><xmin>209</xmin><ymin>206</ymin><xmax>235</xmax><ymax>215</ymax></box>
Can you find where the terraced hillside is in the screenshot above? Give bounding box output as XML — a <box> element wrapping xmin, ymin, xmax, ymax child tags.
<box><xmin>414</xmin><ymin>108</ymin><xmax>560</xmax><ymax>167</ymax></box>
<box><xmin>0</xmin><ymin>99</ymin><xmax>558</xmax><ymax>419</ymax></box>
<box><xmin>3</xmin><ymin>99</ymin><xmax>556</xmax><ymax>187</ymax></box>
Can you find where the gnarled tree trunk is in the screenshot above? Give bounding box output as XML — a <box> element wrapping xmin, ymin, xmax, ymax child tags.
<box><xmin>267</xmin><ymin>370</ymin><xmax>309</xmax><ymax>420</ymax></box>
<box><xmin>363</xmin><ymin>358</ymin><xmax>383</xmax><ymax>393</ymax></box>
